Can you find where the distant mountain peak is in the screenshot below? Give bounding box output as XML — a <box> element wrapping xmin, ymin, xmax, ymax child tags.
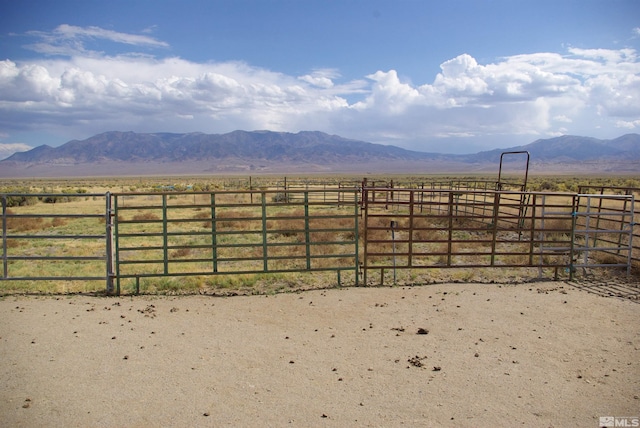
<box><xmin>2</xmin><ymin>130</ymin><xmax>435</xmax><ymax>165</ymax></box>
<box><xmin>1</xmin><ymin>131</ymin><xmax>638</xmax><ymax>177</ymax></box>
<box><xmin>472</xmin><ymin>133</ymin><xmax>640</xmax><ymax>164</ymax></box>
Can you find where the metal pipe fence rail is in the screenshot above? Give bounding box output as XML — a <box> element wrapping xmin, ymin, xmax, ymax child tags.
<box><xmin>267</xmin><ymin>184</ymin><xmax>360</xmax><ymax>205</ymax></box>
<box><xmin>1</xmin><ymin>186</ymin><xmax>636</xmax><ymax>294</ymax></box>
<box><xmin>113</xmin><ymin>189</ymin><xmax>359</xmax><ymax>295</ymax></box>
<box><xmin>361</xmin><ymin>179</ymin><xmax>526</xmax><ymax>210</ymax></box>
<box><xmin>572</xmin><ymin>194</ymin><xmax>635</xmax><ymax>275</ymax></box>
<box><xmin>361</xmin><ymin>187</ymin><xmax>635</xmax><ymax>285</ymax></box>
<box><xmin>1</xmin><ymin>192</ymin><xmax>113</xmax><ymax>292</ymax></box>
<box><xmin>577</xmin><ymin>186</ymin><xmax>640</xmax><ymax>265</ymax></box>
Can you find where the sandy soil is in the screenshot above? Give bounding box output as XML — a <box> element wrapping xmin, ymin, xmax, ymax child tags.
<box><xmin>1</xmin><ymin>281</ymin><xmax>638</xmax><ymax>427</ymax></box>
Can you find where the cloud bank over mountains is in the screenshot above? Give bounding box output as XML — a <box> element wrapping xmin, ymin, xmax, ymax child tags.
<box><xmin>0</xmin><ymin>142</ymin><xmax>31</xmax><ymax>160</ymax></box>
<box><xmin>1</xmin><ymin>24</ymin><xmax>639</xmax><ymax>155</ymax></box>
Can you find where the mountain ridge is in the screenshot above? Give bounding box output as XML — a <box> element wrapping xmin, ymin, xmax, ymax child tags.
<box><xmin>1</xmin><ymin>131</ymin><xmax>639</xmax><ymax>177</ymax></box>
<box><xmin>470</xmin><ymin>134</ymin><xmax>640</xmax><ymax>163</ymax></box>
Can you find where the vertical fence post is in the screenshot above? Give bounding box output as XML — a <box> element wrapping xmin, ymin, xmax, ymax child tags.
<box><xmin>262</xmin><ymin>191</ymin><xmax>268</xmax><ymax>272</ymax></box>
<box><xmin>569</xmin><ymin>195</ymin><xmax>578</xmax><ymax>280</ymax></box>
<box><xmin>490</xmin><ymin>192</ymin><xmax>501</xmax><ymax>266</ymax></box>
<box><xmin>162</xmin><ymin>194</ymin><xmax>169</xmax><ymax>275</ymax></box>
<box><xmin>390</xmin><ymin>220</ymin><xmax>398</xmax><ymax>284</ymax></box>
<box><xmin>584</xmin><ymin>195</ymin><xmax>593</xmax><ymax>270</ymax></box>
<box><xmin>626</xmin><ymin>195</ymin><xmax>634</xmax><ymax>276</ymax></box>
<box><xmin>362</xmin><ymin>187</ymin><xmax>369</xmax><ymax>285</ymax></box>
<box><xmin>447</xmin><ymin>192</ymin><xmax>454</xmax><ymax>266</ymax></box>
<box><xmin>354</xmin><ymin>190</ymin><xmax>360</xmax><ymax>286</ymax></box>
<box><xmin>114</xmin><ymin>195</ymin><xmax>121</xmax><ymax>296</ymax></box>
<box><xmin>211</xmin><ymin>193</ymin><xmax>218</xmax><ymax>273</ymax></box>
<box><xmin>105</xmin><ymin>192</ymin><xmax>114</xmax><ymax>295</ymax></box>
<box><xmin>528</xmin><ymin>194</ymin><xmax>536</xmax><ymax>266</ymax></box>
<box><xmin>2</xmin><ymin>195</ymin><xmax>7</xmax><ymax>280</ymax></box>
<box><xmin>304</xmin><ymin>192</ymin><xmax>311</xmax><ymax>270</ymax></box>
<box><xmin>408</xmin><ymin>191</ymin><xmax>414</xmax><ymax>268</ymax></box>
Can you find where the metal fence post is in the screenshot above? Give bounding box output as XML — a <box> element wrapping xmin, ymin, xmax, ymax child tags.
<box><xmin>162</xmin><ymin>194</ymin><xmax>169</xmax><ymax>275</ymax></box>
<box><xmin>2</xmin><ymin>195</ymin><xmax>7</xmax><ymax>280</ymax></box>
<box><xmin>114</xmin><ymin>195</ymin><xmax>121</xmax><ymax>296</ymax></box>
<box><xmin>362</xmin><ymin>187</ymin><xmax>369</xmax><ymax>285</ymax></box>
<box><xmin>105</xmin><ymin>192</ymin><xmax>114</xmax><ymax>294</ymax></box>
<box><xmin>528</xmin><ymin>194</ymin><xmax>537</xmax><ymax>266</ymax></box>
<box><xmin>211</xmin><ymin>193</ymin><xmax>218</xmax><ymax>273</ymax></box>
<box><xmin>447</xmin><ymin>192</ymin><xmax>454</xmax><ymax>266</ymax></box>
<box><xmin>354</xmin><ymin>190</ymin><xmax>360</xmax><ymax>286</ymax></box>
<box><xmin>490</xmin><ymin>192</ymin><xmax>501</xmax><ymax>266</ymax></box>
<box><xmin>390</xmin><ymin>220</ymin><xmax>398</xmax><ymax>284</ymax></box>
<box><xmin>627</xmin><ymin>196</ymin><xmax>635</xmax><ymax>276</ymax></box>
<box><xmin>408</xmin><ymin>191</ymin><xmax>414</xmax><ymax>268</ymax></box>
<box><xmin>262</xmin><ymin>191</ymin><xmax>268</xmax><ymax>272</ymax></box>
<box><xmin>570</xmin><ymin>195</ymin><xmax>578</xmax><ymax>281</ymax></box>
<box><xmin>304</xmin><ymin>192</ymin><xmax>311</xmax><ymax>270</ymax></box>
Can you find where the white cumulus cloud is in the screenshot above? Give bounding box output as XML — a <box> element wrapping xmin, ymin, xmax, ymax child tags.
<box><xmin>0</xmin><ymin>143</ymin><xmax>33</xmax><ymax>160</ymax></box>
<box><xmin>1</xmin><ymin>25</ymin><xmax>639</xmax><ymax>153</ymax></box>
<box><xmin>298</xmin><ymin>69</ymin><xmax>339</xmax><ymax>89</ymax></box>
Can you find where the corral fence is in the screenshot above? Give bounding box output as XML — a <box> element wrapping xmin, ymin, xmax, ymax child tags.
<box><xmin>577</xmin><ymin>185</ymin><xmax>640</xmax><ymax>266</ymax></box>
<box><xmin>361</xmin><ymin>185</ymin><xmax>636</xmax><ymax>285</ymax></box>
<box><xmin>1</xmin><ymin>185</ymin><xmax>638</xmax><ymax>294</ymax></box>
<box><xmin>1</xmin><ymin>189</ymin><xmax>359</xmax><ymax>295</ymax></box>
<box><xmin>112</xmin><ymin>189</ymin><xmax>359</xmax><ymax>295</ymax></box>
<box><xmin>1</xmin><ymin>192</ymin><xmax>113</xmax><ymax>293</ymax></box>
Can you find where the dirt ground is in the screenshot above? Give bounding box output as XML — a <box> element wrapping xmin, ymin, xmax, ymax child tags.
<box><xmin>1</xmin><ymin>281</ymin><xmax>639</xmax><ymax>427</ymax></box>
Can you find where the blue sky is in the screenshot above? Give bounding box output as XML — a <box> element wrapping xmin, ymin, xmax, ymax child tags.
<box><xmin>1</xmin><ymin>0</ymin><xmax>639</xmax><ymax>159</ymax></box>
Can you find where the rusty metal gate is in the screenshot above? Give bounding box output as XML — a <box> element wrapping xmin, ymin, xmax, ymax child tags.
<box><xmin>361</xmin><ymin>187</ymin><xmax>635</xmax><ymax>285</ymax></box>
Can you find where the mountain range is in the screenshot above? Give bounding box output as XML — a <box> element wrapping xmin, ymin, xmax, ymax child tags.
<box><xmin>1</xmin><ymin>131</ymin><xmax>639</xmax><ymax>177</ymax></box>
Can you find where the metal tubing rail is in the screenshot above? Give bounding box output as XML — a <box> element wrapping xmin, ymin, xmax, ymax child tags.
<box><xmin>572</xmin><ymin>194</ymin><xmax>635</xmax><ymax>275</ymax></box>
<box><xmin>3</xmin><ymin>186</ymin><xmax>636</xmax><ymax>294</ymax></box>
<box><xmin>361</xmin><ymin>186</ymin><xmax>635</xmax><ymax>285</ymax></box>
<box><xmin>576</xmin><ymin>188</ymin><xmax>639</xmax><ymax>265</ymax></box>
<box><xmin>1</xmin><ymin>193</ymin><xmax>113</xmax><ymax>290</ymax></box>
<box><xmin>112</xmin><ymin>189</ymin><xmax>359</xmax><ymax>295</ymax></box>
